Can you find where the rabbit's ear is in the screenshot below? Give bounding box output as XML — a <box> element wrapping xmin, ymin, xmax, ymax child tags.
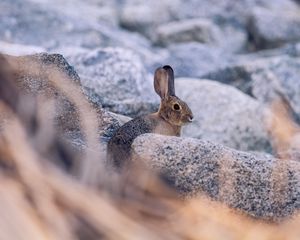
<box><xmin>154</xmin><ymin>65</ymin><xmax>175</xmax><ymax>99</ymax></box>
<box><xmin>163</xmin><ymin>65</ymin><xmax>175</xmax><ymax>96</ymax></box>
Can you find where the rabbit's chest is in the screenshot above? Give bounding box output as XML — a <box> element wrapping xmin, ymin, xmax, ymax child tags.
<box><xmin>153</xmin><ymin>120</ymin><xmax>181</xmax><ymax>137</ymax></box>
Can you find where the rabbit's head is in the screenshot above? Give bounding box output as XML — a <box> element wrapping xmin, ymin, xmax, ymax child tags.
<box><xmin>154</xmin><ymin>65</ymin><xmax>193</xmax><ymax>127</ymax></box>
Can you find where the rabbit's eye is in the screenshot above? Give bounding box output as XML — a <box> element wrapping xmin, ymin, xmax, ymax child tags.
<box><xmin>173</xmin><ymin>103</ymin><xmax>180</xmax><ymax>111</ymax></box>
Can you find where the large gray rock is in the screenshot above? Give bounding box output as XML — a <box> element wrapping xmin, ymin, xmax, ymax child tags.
<box><xmin>175</xmin><ymin>0</ymin><xmax>298</xmax><ymax>26</ymax></box>
<box><xmin>132</xmin><ymin>134</ymin><xmax>300</xmax><ymax>220</ymax></box>
<box><xmin>251</xmin><ymin>57</ymin><xmax>300</xmax><ymax>119</ymax></box>
<box><xmin>65</xmin><ymin>47</ymin><xmax>159</xmax><ymax>117</ymax></box>
<box><xmin>4</xmin><ymin>53</ymin><xmax>83</xmax><ymax>135</ymax></box>
<box><xmin>119</xmin><ymin>0</ymin><xmax>297</xmax><ymax>53</ymax></box>
<box><xmin>3</xmin><ymin>53</ymin><xmax>124</xmax><ymax>146</ymax></box>
<box><xmin>119</xmin><ymin>0</ymin><xmax>297</xmax><ymax>34</ymax></box>
<box><xmin>248</xmin><ymin>7</ymin><xmax>300</xmax><ymax>49</ymax></box>
<box><xmin>0</xmin><ymin>0</ymin><xmax>153</xmax><ymax>55</ymax></box>
<box><xmin>155</xmin><ymin>18</ymin><xmax>221</xmax><ymax>46</ymax></box>
<box><xmin>226</xmin><ymin>42</ymin><xmax>300</xmax><ymax>62</ymax></box>
<box><xmin>216</xmin><ymin>24</ymin><xmax>247</xmax><ymax>53</ymax></box>
<box><xmin>29</xmin><ymin>0</ymin><xmax>119</xmax><ymax>27</ymax></box>
<box><xmin>204</xmin><ymin>56</ymin><xmax>300</xmax><ymax>119</ymax></box>
<box><xmin>0</xmin><ymin>0</ymin><xmax>106</xmax><ymax>49</ymax></box>
<box><xmin>176</xmin><ymin>79</ymin><xmax>271</xmax><ymax>152</ymax></box>
<box><xmin>155</xmin><ymin>18</ymin><xmax>247</xmax><ymax>53</ymax></box>
<box><xmin>120</xmin><ymin>0</ymin><xmax>249</xmax><ymax>52</ymax></box>
<box><xmin>119</xmin><ymin>0</ymin><xmax>180</xmax><ymax>39</ymax></box>
<box><xmin>250</xmin><ymin>42</ymin><xmax>300</xmax><ymax>59</ymax></box>
<box><xmin>1</xmin><ymin>52</ymin><xmax>132</xmax><ymax>177</ymax></box>
<box><xmin>165</xmin><ymin>42</ymin><xmax>233</xmax><ymax>78</ymax></box>
<box><xmin>202</xmin><ymin>59</ymin><xmax>259</xmax><ymax>94</ymax></box>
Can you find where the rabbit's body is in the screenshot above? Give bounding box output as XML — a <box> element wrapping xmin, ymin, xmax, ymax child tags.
<box><xmin>107</xmin><ymin>113</ymin><xmax>182</xmax><ymax>168</ymax></box>
<box><xmin>107</xmin><ymin>66</ymin><xmax>193</xmax><ymax>169</ymax></box>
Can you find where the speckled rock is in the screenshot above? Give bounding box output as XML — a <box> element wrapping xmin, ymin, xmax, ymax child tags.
<box><xmin>0</xmin><ymin>0</ymin><xmax>107</xmax><ymax>49</ymax></box>
<box><xmin>165</xmin><ymin>42</ymin><xmax>233</xmax><ymax>78</ymax></box>
<box><xmin>119</xmin><ymin>0</ymin><xmax>297</xmax><ymax>50</ymax></box>
<box><xmin>99</xmin><ymin>111</ymin><xmax>132</xmax><ymax>142</ymax></box>
<box><xmin>236</xmin><ymin>42</ymin><xmax>300</xmax><ymax>60</ymax></box>
<box><xmin>119</xmin><ymin>0</ymin><xmax>180</xmax><ymax>39</ymax></box>
<box><xmin>155</xmin><ymin>18</ymin><xmax>221</xmax><ymax>46</ymax></box>
<box><xmin>202</xmin><ymin>60</ymin><xmax>259</xmax><ymax>94</ymax></box>
<box><xmin>0</xmin><ymin>0</ymin><xmax>153</xmax><ymax>54</ymax></box>
<box><xmin>119</xmin><ymin>0</ymin><xmax>251</xmax><ymax>52</ymax></box>
<box><xmin>132</xmin><ymin>134</ymin><xmax>300</xmax><ymax>220</ymax></box>
<box><xmin>3</xmin><ymin>53</ymin><xmax>83</xmax><ymax>135</ymax></box>
<box><xmin>204</xmin><ymin>56</ymin><xmax>300</xmax><ymax>119</ymax></box>
<box><xmin>248</xmin><ymin>7</ymin><xmax>300</xmax><ymax>50</ymax></box>
<box><xmin>10</xmin><ymin>53</ymin><xmax>81</xmax><ymax>85</ymax></box>
<box><xmin>34</xmin><ymin>0</ymin><xmax>119</xmax><ymax>26</ymax></box>
<box><xmin>174</xmin><ymin>0</ymin><xmax>298</xmax><ymax>26</ymax></box>
<box><xmin>69</xmin><ymin>109</ymin><xmax>131</xmax><ymax>147</ymax></box>
<box><xmin>154</xmin><ymin>18</ymin><xmax>248</xmax><ymax>53</ymax></box>
<box><xmin>3</xmin><ymin>53</ymin><xmax>126</xmax><ymax>147</ymax></box>
<box><xmin>176</xmin><ymin>79</ymin><xmax>271</xmax><ymax>152</ymax></box>
<box><xmin>251</xmin><ymin>57</ymin><xmax>300</xmax><ymax>117</ymax></box>
<box><xmin>65</xmin><ymin>47</ymin><xmax>159</xmax><ymax>117</ymax></box>
<box><xmin>175</xmin><ymin>0</ymin><xmax>297</xmax><ymax>53</ymax></box>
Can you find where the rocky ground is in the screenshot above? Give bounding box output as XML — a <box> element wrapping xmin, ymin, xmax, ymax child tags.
<box><xmin>1</xmin><ymin>0</ymin><xmax>300</xmax><ymax>221</ymax></box>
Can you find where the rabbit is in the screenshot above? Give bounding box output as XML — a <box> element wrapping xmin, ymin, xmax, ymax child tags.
<box><xmin>107</xmin><ymin>65</ymin><xmax>194</xmax><ymax>169</ymax></box>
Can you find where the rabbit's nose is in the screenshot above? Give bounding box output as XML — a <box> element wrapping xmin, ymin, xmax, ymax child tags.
<box><xmin>188</xmin><ymin>115</ymin><xmax>194</xmax><ymax>122</ymax></box>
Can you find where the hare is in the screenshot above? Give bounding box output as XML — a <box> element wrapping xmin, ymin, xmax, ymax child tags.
<box><xmin>107</xmin><ymin>65</ymin><xmax>193</xmax><ymax>168</ymax></box>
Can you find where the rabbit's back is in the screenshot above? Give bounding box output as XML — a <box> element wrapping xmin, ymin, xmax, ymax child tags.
<box><xmin>107</xmin><ymin>115</ymin><xmax>155</xmax><ymax>168</ymax></box>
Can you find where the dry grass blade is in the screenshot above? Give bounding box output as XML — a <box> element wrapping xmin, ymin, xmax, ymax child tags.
<box><xmin>268</xmin><ymin>97</ymin><xmax>300</xmax><ymax>160</ymax></box>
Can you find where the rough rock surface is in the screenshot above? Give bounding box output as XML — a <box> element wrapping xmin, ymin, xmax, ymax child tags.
<box><xmin>2</xmin><ymin>53</ymin><xmax>82</xmax><ymax>145</ymax></box>
<box><xmin>203</xmin><ymin>56</ymin><xmax>300</xmax><ymax>119</ymax></box>
<box><xmin>251</xmin><ymin>57</ymin><xmax>300</xmax><ymax>117</ymax></box>
<box><xmin>119</xmin><ymin>0</ymin><xmax>180</xmax><ymax>39</ymax></box>
<box><xmin>119</xmin><ymin>0</ymin><xmax>298</xmax><ymax>52</ymax></box>
<box><xmin>238</xmin><ymin>42</ymin><xmax>300</xmax><ymax>60</ymax></box>
<box><xmin>155</xmin><ymin>18</ymin><xmax>221</xmax><ymax>46</ymax></box>
<box><xmin>165</xmin><ymin>42</ymin><xmax>233</xmax><ymax>78</ymax></box>
<box><xmin>65</xmin><ymin>47</ymin><xmax>159</xmax><ymax>117</ymax></box>
<box><xmin>249</xmin><ymin>7</ymin><xmax>300</xmax><ymax>50</ymax></box>
<box><xmin>176</xmin><ymin>79</ymin><xmax>271</xmax><ymax>152</ymax></box>
<box><xmin>3</xmin><ymin>53</ymin><xmax>124</xmax><ymax>146</ymax></box>
<box><xmin>174</xmin><ymin>0</ymin><xmax>298</xmax><ymax>26</ymax></box>
<box><xmin>0</xmin><ymin>0</ymin><xmax>103</xmax><ymax>49</ymax></box>
<box><xmin>132</xmin><ymin>134</ymin><xmax>300</xmax><ymax>221</ymax></box>
<box><xmin>0</xmin><ymin>0</ymin><xmax>153</xmax><ymax>56</ymax></box>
